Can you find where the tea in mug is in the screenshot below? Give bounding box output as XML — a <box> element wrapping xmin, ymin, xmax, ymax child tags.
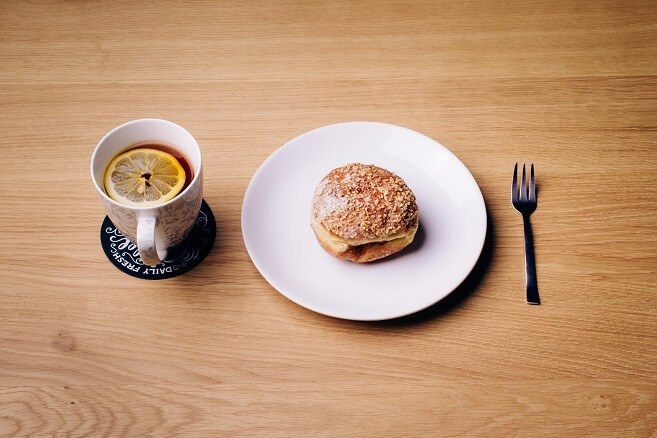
<box><xmin>104</xmin><ymin>141</ymin><xmax>194</xmax><ymax>207</ymax></box>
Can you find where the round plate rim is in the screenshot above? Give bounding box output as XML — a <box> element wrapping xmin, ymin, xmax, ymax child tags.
<box><xmin>241</xmin><ymin>121</ymin><xmax>487</xmax><ymax>321</ymax></box>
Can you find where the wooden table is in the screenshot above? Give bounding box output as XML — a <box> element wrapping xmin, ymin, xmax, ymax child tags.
<box><xmin>2</xmin><ymin>1</ymin><xmax>656</xmax><ymax>435</ymax></box>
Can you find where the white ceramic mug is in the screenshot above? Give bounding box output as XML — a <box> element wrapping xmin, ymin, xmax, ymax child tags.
<box><xmin>91</xmin><ymin>119</ymin><xmax>203</xmax><ymax>266</ymax></box>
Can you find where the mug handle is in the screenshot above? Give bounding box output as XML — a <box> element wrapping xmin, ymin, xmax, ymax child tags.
<box><xmin>137</xmin><ymin>215</ymin><xmax>165</xmax><ymax>266</ymax></box>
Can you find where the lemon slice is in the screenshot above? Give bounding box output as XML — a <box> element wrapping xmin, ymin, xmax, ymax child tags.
<box><xmin>104</xmin><ymin>148</ymin><xmax>186</xmax><ymax>207</ymax></box>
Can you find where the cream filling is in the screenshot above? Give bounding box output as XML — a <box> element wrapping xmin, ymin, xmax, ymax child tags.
<box><xmin>311</xmin><ymin>214</ymin><xmax>410</xmax><ymax>251</ymax></box>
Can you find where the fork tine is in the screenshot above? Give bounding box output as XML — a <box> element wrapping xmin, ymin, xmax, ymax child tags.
<box><xmin>520</xmin><ymin>163</ymin><xmax>527</xmax><ymax>201</ymax></box>
<box><xmin>529</xmin><ymin>163</ymin><xmax>535</xmax><ymax>201</ymax></box>
<box><xmin>511</xmin><ymin>163</ymin><xmax>518</xmax><ymax>201</ymax></box>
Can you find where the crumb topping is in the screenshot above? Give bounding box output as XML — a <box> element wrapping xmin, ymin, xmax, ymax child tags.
<box><xmin>311</xmin><ymin>163</ymin><xmax>419</xmax><ymax>240</ymax></box>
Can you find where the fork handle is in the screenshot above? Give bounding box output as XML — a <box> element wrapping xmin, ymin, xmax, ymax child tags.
<box><xmin>523</xmin><ymin>215</ymin><xmax>540</xmax><ymax>305</ymax></box>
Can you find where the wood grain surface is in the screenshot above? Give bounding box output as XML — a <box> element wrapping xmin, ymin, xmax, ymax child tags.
<box><xmin>1</xmin><ymin>0</ymin><xmax>656</xmax><ymax>436</ymax></box>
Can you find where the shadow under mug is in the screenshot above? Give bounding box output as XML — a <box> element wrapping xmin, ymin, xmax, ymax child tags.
<box><xmin>91</xmin><ymin>119</ymin><xmax>203</xmax><ymax>266</ymax></box>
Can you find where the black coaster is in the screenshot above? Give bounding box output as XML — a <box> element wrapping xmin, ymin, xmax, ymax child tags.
<box><xmin>100</xmin><ymin>200</ymin><xmax>216</xmax><ymax>280</ymax></box>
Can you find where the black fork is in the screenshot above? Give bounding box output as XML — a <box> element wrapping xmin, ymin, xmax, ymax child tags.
<box><xmin>511</xmin><ymin>163</ymin><xmax>539</xmax><ymax>305</ymax></box>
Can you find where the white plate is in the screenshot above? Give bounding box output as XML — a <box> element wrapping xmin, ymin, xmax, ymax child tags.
<box><xmin>241</xmin><ymin>122</ymin><xmax>487</xmax><ymax>321</ymax></box>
